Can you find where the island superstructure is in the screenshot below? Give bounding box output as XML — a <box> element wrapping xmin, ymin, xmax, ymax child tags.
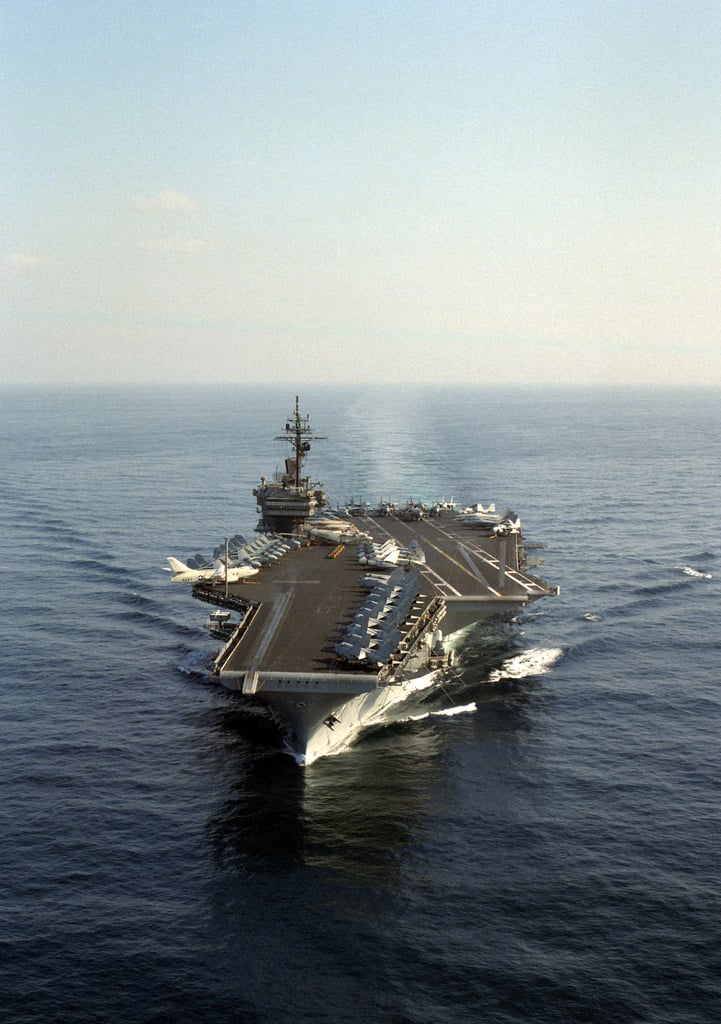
<box><xmin>167</xmin><ymin>396</ymin><xmax>558</xmax><ymax>765</ymax></box>
<box><xmin>253</xmin><ymin>400</ymin><xmax>328</xmax><ymax>534</ymax></box>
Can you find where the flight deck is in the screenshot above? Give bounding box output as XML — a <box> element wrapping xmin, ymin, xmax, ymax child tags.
<box><xmin>196</xmin><ymin>511</ymin><xmax>553</xmax><ymax>681</ymax></box>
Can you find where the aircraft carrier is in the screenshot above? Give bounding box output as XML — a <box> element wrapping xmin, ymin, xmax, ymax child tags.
<box><xmin>168</xmin><ymin>397</ymin><xmax>558</xmax><ymax>765</ymax></box>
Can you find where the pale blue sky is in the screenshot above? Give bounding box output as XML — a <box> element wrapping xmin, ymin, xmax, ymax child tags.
<box><xmin>2</xmin><ymin>0</ymin><xmax>720</xmax><ymax>386</ymax></box>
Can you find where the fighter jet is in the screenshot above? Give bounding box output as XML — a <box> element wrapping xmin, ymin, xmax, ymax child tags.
<box><xmin>493</xmin><ymin>516</ymin><xmax>522</xmax><ymax>536</ymax></box>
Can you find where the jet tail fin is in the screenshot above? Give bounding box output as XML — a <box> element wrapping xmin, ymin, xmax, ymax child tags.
<box><xmin>166</xmin><ymin>556</ymin><xmax>190</xmax><ymax>573</ymax></box>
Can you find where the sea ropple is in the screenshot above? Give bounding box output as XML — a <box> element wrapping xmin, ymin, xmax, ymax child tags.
<box><xmin>168</xmin><ymin>397</ymin><xmax>558</xmax><ymax>764</ymax></box>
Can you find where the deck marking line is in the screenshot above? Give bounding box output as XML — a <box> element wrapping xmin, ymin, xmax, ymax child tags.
<box><xmin>250</xmin><ymin>591</ymin><xmax>292</xmax><ymax>670</ymax></box>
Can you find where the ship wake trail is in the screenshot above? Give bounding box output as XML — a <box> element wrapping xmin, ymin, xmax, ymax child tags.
<box><xmin>400</xmin><ymin>702</ymin><xmax>478</xmax><ymax>724</ymax></box>
<box><xmin>488</xmin><ymin>647</ymin><xmax>564</xmax><ymax>682</ymax></box>
<box><xmin>678</xmin><ymin>565</ymin><xmax>713</xmax><ymax>579</ymax></box>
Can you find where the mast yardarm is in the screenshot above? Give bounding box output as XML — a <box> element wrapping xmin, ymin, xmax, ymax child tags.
<box><xmin>275</xmin><ymin>395</ymin><xmax>326</xmax><ymax>488</ymax></box>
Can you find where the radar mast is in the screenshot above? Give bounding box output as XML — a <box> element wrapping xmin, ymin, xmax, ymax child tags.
<box><xmin>275</xmin><ymin>395</ymin><xmax>326</xmax><ymax>488</ymax></box>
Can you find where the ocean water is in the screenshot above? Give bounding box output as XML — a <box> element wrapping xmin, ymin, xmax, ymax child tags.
<box><xmin>1</xmin><ymin>384</ymin><xmax>719</xmax><ymax>1024</ymax></box>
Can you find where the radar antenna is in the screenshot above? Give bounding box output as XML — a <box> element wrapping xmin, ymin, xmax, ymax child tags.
<box><xmin>275</xmin><ymin>395</ymin><xmax>326</xmax><ymax>488</ymax></box>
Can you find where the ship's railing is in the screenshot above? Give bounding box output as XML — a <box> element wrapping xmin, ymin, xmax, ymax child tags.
<box><xmin>191</xmin><ymin>583</ymin><xmax>252</xmax><ymax>613</ymax></box>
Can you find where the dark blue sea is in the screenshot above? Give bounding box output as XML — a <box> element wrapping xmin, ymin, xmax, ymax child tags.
<box><xmin>2</xmin><ymin>385</ymin><xmax>719</xmax><ymax>1024</ymax></box>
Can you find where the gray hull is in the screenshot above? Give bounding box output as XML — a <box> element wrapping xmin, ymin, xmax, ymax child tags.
<box><xmin>222</xmin><ymin>669</ymin><xmax>437</xmax><ymax>765</ymax></box>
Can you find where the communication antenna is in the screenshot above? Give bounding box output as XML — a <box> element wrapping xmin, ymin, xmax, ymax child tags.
<box><xmin>275</xmin><ymin>395</ymin><xmax>326</xmax><ymax>487</ymax></box>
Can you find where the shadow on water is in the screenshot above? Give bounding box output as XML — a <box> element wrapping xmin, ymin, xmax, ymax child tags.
<box><xmin>205</xmin><ymin>713</ymin><xmax>449</xmax><ymax>883</ymax></box>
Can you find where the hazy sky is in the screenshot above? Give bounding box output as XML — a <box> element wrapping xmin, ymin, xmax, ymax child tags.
<box><xmin>2</xmin><ymin>1</ymin><xmax>720</xmax><ymax>387</ymax></box>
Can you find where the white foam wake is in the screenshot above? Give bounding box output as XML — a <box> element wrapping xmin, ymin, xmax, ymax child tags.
<box><xmin>489</xmin><ymin>647</ymin><xmax>564</xmax><ymax>682</ymax></box>
<box><xmin>402</xmin><ymin>702</ymin><xmax>478</xmax><ymax>723</ymax></box>
<box><xmin>403</xmin><ymin>673</ymin><xmax>439</xmax><ymax>694</ymax></box>
<box><xmin>679</xmin><ymin>565</ymin><xmax>712</xmax><ymax>579</ymax></box>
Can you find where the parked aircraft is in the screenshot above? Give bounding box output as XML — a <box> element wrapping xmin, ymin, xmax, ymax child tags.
<box><xmin>164</xmin><ymin>557</ymin><xmax>259</xmax><ymax>583</ymax></box>
<box><xmin>357</xmin><ymin>539</ymin><xmax>401</xmax><ymax>568</ymax></box>
<box><xmin>308</xmin><ymin>526</ymin><xmax>370</xmax><ymax>544</ymax></box>
<box><xmin>494</xmin><ymin>517</ymin><xmax>522</xmax><ymax>536</ymax></box>
<box><xmin>345</xmin><ymin>500</ymin><xmax>370</xmax><ymax>516</ymax></box>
